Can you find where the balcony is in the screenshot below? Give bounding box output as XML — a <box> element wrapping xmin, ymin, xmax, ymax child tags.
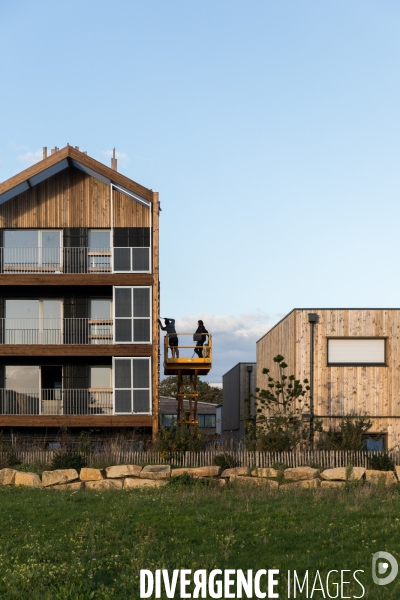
<box><xmin>0</xmin><ymin>318</ymin><xmax>114</xmax><ymax>345</ymax></box>
<box><xmin>0</xmin><ymin>247</ymin><xmax>151</xmax><ymax>274</ymax></box>
<box><xmin>0</xmin><ymin>389</ymin><xmax>113</xmax><ymax>415</ymax></box>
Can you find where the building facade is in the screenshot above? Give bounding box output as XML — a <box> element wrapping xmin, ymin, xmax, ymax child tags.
<box><xmin>257</xmin><ymin>309</ymin><xmax>400</xmax><ymax>449</ymax></box>
<box><xmin>0</xmin><ymin>145</ymin><xmax>160</xmax><ymax>437</ymax></box>
<box><xmin>221</xmin><ymin>362</ymin><xmax>256</xmax><ymax>441</ymax></box>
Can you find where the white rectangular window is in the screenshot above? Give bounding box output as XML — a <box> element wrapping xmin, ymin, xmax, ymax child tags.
<box><xmin>327</xmin><ymin>338</ymin><xmax>386</xmax><ymax>365</ymax></box>
<box><xmin>113</xmin><ymin>357</ymin><xmax>151</xmax><ymax>414</ymax></box>
<box><xmin>113</xmin><ymin>287</ymin><xmax>151</xmax><ymax>343</ymax></box>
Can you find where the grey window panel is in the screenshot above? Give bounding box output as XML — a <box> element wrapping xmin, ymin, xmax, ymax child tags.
<box><xmin>115</xmin><ymin>359</ymin><xmax>131</xmax><ymax>388</ymax></box>
<box><xmin>133</xmin><ymin>319</ymin><xmax>150</xmax><ymax>342</ymax></box>
<box><xmin>133</xmin><ymin>390</ymin><xmax>150</xmax><ymax>413</ymax></box>
<box><xmin>133</xmin><ymin>288</ymin><xmax>150</xmax><ymax>318</ymax></box>
<box><xmin>131</xmin><ymin>248</ymin><xmax>149</xmax><ymax>272</ymax></box>
<box><xmin>115</xmin><ymin>390</ymin><xmax>132</xmax><ymax>413</ymax></box>
<box><xmin>113</xmin><ymin>248</ymin><xmax>131</xmax><ymax>272</ymax></box>
<box><xmin>133</xmin><ymin>359</ymin><xmax>150</xmax><ymax>388</ymax></box>
<box><xmin>115</xmin><ymin>319</ymin><xmax>132</xmax><ymax>342</ymax></box>
<box><xmin>115</xmin><ymin>288</ymin><xmax>132</xmax><ymax>317</ymax></box>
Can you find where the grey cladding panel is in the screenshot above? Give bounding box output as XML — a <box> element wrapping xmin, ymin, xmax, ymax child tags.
<box><xmin>0</xmin><ymin>181</ymin><xmax>30</xmax><ymax>204</ymax></box>
<box><xmin>71</xmin><ymin>160</ymin><xmax>111</xmax><ymax>185</ymax></box>
<box><xmin>222</xmin><ymin>365</ymin><xmax>240</xmax><ymax>430</ymax></box>
<box><xmin>29</xmin><ymin>159</ymin><xmax>69</xmax><ymax>186</ymax></box>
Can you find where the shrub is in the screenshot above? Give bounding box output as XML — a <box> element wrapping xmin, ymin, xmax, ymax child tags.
<box><xmin>168</xmin><ymin>472</ymin><xmax>209</xmax><ymax>487</ymax></box>
<box><xmin>154</xmin><ymin>425</ymin><xmax>207</xmax><ymax>458</ymax></box>
<box><xmin>317</xmin><ymin>415</ymin><xmax>373</xmax><ymax>451</ymax></box>
<box><xmin>51</xmin><ymin>451</ymin><xmax>87</xmax><ymax>471</ymax></box>
<box><xmin>5</xmin><ymin>450</ymin><xmax>21</xmax><ymax>467</ymax></box>
<box><xmin>244</xmin><ymin>355</ymin><xmax>314</xmax><ymax>451</ymax></box>
<box><xmin>213</xmin><ymin>453</ymin><xmax>240</xmax><ymax>471</ymax></box>
<box><xmin>272</xmin><ymin>462</ymin><xmax>289</xmax><ymax>471</ymax></box>
<box><xmin>367</xmin><ymin>453</ymin><xmax>395</xmax><ymax>471</ymax></box>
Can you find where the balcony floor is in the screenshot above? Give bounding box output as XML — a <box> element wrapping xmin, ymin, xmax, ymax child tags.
<box><xmin>0</xmin><ymin>345</ymin><xmax>153</xmax><ymax>356</ymax></box>
<box><xmin>0</xmin><ymin>415</ymin><xmax>153</xmax><ymax>427</ymax></box>
<box><xmin>0</xmin><ymin>274</ymin><xmax>153</xmax><ymax>286</ymax></box>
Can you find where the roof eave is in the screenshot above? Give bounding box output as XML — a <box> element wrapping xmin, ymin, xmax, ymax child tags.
<box><xmin>0</xmin><ymin>146</ymin><xmax>155</xmax><ymax>203</ymax></box>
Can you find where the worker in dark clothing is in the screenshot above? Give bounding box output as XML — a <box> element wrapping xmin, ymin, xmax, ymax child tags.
<box><xmin>194</xmin><ymin>320</ymin><xmax>208</xmax><ymax>358</ymax></box>
<box><xmin>158</xmin><ymin>317</ymin><xmax>179</xmax><ymax>358</ymax></box>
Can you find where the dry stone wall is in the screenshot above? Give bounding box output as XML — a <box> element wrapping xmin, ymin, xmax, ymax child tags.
<box><xmin>1</xmin><ymin>464</ymin><xmax>400</xmax><ymax>490</ymax></box>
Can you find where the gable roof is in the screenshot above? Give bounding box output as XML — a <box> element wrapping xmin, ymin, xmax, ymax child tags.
<box><xmin>0</xmin><ymin>146</ymin><xmax>154</xmax><ymax>205</ymax></box>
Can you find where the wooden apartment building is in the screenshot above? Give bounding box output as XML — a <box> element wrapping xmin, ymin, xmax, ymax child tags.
<box><xmin>257</xmin><ymin>309</ymin><xmax>400</xmax><ymax>449</ymax></box>
<box><xmin>0</xmin><ymin>145</ymin><xmax>159</xmax><ymax>437</ymax></box>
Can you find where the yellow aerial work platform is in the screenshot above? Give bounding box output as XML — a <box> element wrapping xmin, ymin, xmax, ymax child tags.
<box><xmin>163</xmin><ymin>332</ymin><xmax>212</xmax><ymax>432</ymax></box>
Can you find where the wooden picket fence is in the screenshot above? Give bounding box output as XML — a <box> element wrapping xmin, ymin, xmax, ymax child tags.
<box><xmin>1</xmin><ymin>449</ymin><xmax>399</xmax><ymax>469</ymax></box>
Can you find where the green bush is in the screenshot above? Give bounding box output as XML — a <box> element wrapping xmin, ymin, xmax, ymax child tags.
<box><xmin>51</xmin><ymin>451</ymin><xmax>87</xmax><ymax>471</ymax></box>
<box><xmin>367</xmin><ymin>453</ymin><xmax>395</xmax><ymax>471</ymax></box>
<box><xmin>213</xmin><ymin>453</ymin><xmax>240</xmax><ymax>471</ymax></box>
<box><xmin>5</xmin><ymin>450</ymin><xmax>22</xmax><ymax>467</ymax></box>
<box><xmin>168</xmin><ymin>472</ymin><xmax>209</xmax><ymax>487</ymax></box>
<box><xmin>154</xmin><ymin>425</ymin><xmax>207</xmax><ymax>458</ymax></box>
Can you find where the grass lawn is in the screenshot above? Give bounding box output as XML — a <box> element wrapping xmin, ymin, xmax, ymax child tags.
<box><xmin>0</xmin><ymin>482</ymin><xmax>399</xmax><ymax>599</ymax></box>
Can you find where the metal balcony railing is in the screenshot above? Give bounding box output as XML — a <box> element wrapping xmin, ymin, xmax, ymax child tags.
<box><xmin>0</xmin><ymin>389</ymin><xmax>113</xmax><ymax>415</ymax></box>
<box><xmin>163</xmin><ymin>332</ymin><xmax>212</xmax><ymax>374</ymax></box>
<box><xmin>0</xmin><ymin>247</ymin><xmax>151</xmax><ymax>274</ymax></box>
<box><xmin>0</xmin><ymin>318</ymin><xmax>113</xmax><ymax>344</ymax></box>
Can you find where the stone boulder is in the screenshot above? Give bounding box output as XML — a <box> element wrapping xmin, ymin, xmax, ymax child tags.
<box><xmin>230</xmin><ymin>474</ymin><xmax>259</xmax><ymax>485</ymax></box>
<box><xmin>0</xmin><ymin>468</ymin><xmax>17</xmax><ymax>485</ymax></box>
<box><xmin>140</xmin><ymin>465</ymin><xmax>171</xmax><ymax>480</ymax></box>
<box><xmin>53</xmin><ymin>481</ymin><xmax>85</xmax><ymax>491</ymax></box>
<box><xmin>251</xmin><ymin>467</ymin><xmax>278</xmax><ymax>478</ymax></box>
<box><xmin>320</xmin><ymin>481</ymin><xmax>346</xmax><ymax>488</ymax></box>
<box><xmin>80</xmin><ymin>468</ymin><xmax>104</xmax><ymax>481</ymax></box>
<box><xmin>366</xmin><ymin>470</ymin><xmax>397</xmax><ymax>485</ymax></box>
<box><xmin>85</xmin><ymin>479</ymin><xmax>124</xmax><ymax>490</ymax></box>
<box><xmin>284</xmin><ymin>467</ymin><xmax>319</xmax><ymax>481</ymax></box>
<box><xmin>42</xmin><ymin>469</ymin><xmax>79</xmax><ymax>487</ymax></box>
<box><xmin>281</xmin><ymin>479</ymin><xmax>320</xmax><ymax>489</ymax></box>
<box><xmin>105</xmin><ymin>465</ymin><xmax>142</xmax><ymax>479</ymax></box>
<box><xmin>171</xmin><ymin>466</ymin><xmax>221</xmax><ymax>478</ymax></box>
<box><xmin>221</xmin><ymin>467</ymin><xmax>249</xmax><ymax>478</ymax></box>
<box><xmin>320</xmin><ymin>467</ymin><xmax>365</xmax><ymax>481</ymax></box>
<box><xmin>124</xmin><ymin>478</ymin><xmax>168</xmax><ymax>489</ymax></box>
<box><xmin>15</xmin><ymin>472</ymin><xmax>42</xmax><ymax>488</ymax></box>
<box><xmin>216</xmin><ymin>478</ymin><xmax>227</xmax><ymax>487</ymax></box>
<box><xmin>229</xmin><ymin>475</ymin><xmax>279</xmax><ymax>488</ymax></box>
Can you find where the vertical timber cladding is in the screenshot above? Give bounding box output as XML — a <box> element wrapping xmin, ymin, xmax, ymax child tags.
<box><xmin>256</xmin><ymin>310</ymin><xmax>296</xmax><ymax>391</ymax></box>
<box><xmin>0</xmin><ymin>169</ymin><xmax>150</xmax><ymax>228</ymax></box>
<box><xmin>257</xmin><ymin>309</ymin><xmax>400</xmax><ymax>447</ymax></box>
<box><xmin>151</xmin><ymin>193</ymin><xmax>160</xmax><ymax>436</ymax></box>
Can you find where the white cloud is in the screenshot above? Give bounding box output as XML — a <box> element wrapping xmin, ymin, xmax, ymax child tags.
<box><xmin>176</xmin><ymin>312</ymin><xmax>272</xmax><ymax>341</ymax></box>
<box><xmin>17</xmin><ymin>150</ymin><xmax>42</xmax><ymax>166</ymax></box>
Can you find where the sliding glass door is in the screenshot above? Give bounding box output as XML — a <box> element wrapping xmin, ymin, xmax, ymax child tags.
<box><xmin>3</xmin><ymin>230</ymin><xmax>61</xmax><ymax>271</ymax></box>
<box><xmin>5</xmin><ymin>299</ymin><xmax>62</xmax><ymax>344</ymax></box>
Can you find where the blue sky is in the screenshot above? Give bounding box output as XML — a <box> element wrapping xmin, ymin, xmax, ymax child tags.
<box><xmin>1</xmin><ymin>1</ymin><xmax>400</xmax><ymax>380</ymax></box>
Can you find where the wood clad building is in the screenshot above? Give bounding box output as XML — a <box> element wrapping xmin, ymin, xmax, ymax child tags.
<box><xmin>0</xmin><ymin>145</ymin><xmax>160</xmax><ymax>436</ymax></box>
<box><xmin>257</xmin><ymin>309</ymin><xmax>400</xmax><ymax>448</ymax></box>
